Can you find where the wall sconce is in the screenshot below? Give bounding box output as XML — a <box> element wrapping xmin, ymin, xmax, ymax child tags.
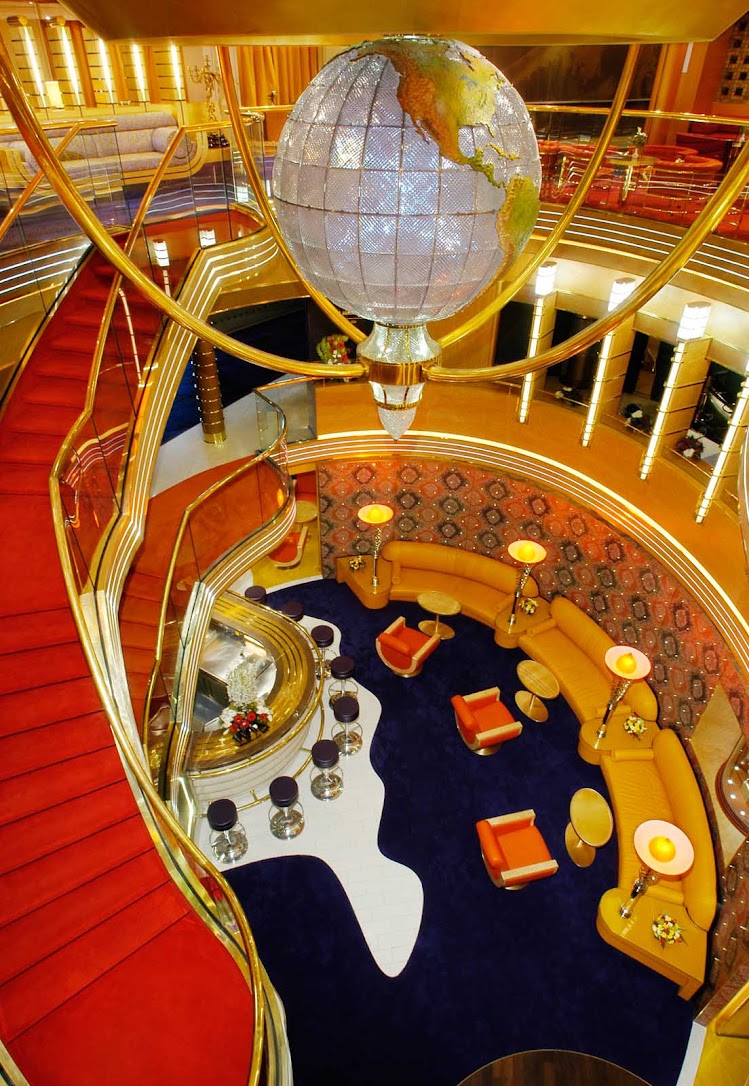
<box><xmin>357</xmin><ymin>503</ymin><xmax>394</xmax><ymax>589</ymax></box>
<box><xmin>199</xmin><ymin>228</ymin><xmax>217</xmax><ymax>248</ymax></box>
<box><xmin>507</xmin><ymin>539</ymin><xmax>546</xmax><ymax>628</ymax></box>
<box><xmin>44</xmin><ymin>80</ymin><xmax>64</xmax><ymax>110</ymax></box>
<box><xmin>620</xmin><ymin>819</ymin><xmax>694</xmax><ymax>918</ymax></box>
<box><xmin>597</xmin><ymin>645</ymin><xmax>651</xmax><ymax>742</ymax></box>
<box><xmin>534</xmin><ymin>260</ymin><xmax>558</xmax><ymax>298</ymax></box>
<box><xmin>608</xmin><ymin>276</ymin><xmax>636</xmax><ymax>311</ymax></box>
<box><xmin>677</xmin><ymin>301</ymin><xmax>711</xmax><ymax>342</ymax></box>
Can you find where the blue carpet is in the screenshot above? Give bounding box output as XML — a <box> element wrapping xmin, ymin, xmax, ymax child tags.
<box><xmin>226</xmin><ymin>580</ymin><xmax>695</xmax><ymax>1086</ymax></box>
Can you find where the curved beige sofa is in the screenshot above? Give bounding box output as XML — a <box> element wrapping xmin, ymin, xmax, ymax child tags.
<box><xmin>597</xmin><ymin>728</ymin><xmax>717</xmax><ymax>999</ymax></box>
<box><xmin>380</xmin><ymin>541</ymin><xmax>537</xmax><ymax>631</ymax></box>
<box><xmin>518</xmin><ymin>596</ymin><xmax>659</xmax><ymax>762</ymax></box>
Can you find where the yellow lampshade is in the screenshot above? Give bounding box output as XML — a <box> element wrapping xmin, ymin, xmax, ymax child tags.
<box><xmin>617</xmin><ymin>652</ymin><xmax>637</xmax><ymax>675</ymax></box>
<box><xmin>517</xmin><ymin>542</ymin><xmax>537</xmax><ymax>562</ymax></box>
<box><xmin>649</xmin><ymin>835</ymin><xmax>676</xmax><ymax>863</ymax></box>
<box><xmin>358</xmin><ymin>503</ymin><xmax>394</xmax><ymax>526</ymax></box>
<box><xmin>604</xmin><ymin>645</ymin><xmax>651</xmax><ymax>682</ymax></box>
<box><xmin>508</xmin><ymin>538</ymin><xmax>546</xmax><ymax>565</ymax></box>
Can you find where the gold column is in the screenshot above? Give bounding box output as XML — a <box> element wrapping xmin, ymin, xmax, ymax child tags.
<box><xmin>580</xmin><ymin>318</ymin><xmax>636</xmax><ymax>446</ymax></box>
<box><xmin>518</xmin><ymin>291</ymin><xmax>557</xmax><ymax>423</ymax></box>
<box><xmin>640</xmin><ymin>336</ymin><xmax>711</xmax><ymax>479</ymax></box>
<box><xmin>193</xmin><ymin>339</ymin><xmax>226</xmax><ymax>444</ymax></box>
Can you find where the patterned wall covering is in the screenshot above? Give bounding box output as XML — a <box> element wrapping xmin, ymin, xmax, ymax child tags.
<box><xmin>317</xmin><ymin>457</ymin><xmax>749</xmax><ymax>1004</ymax></box>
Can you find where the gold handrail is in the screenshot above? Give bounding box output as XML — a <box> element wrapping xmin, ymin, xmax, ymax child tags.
<box><xmin>49</xmin><ymin>459</ymin><xmax>265</xmax><ymax>1086</ymax></box>
<box><xmin>0</xmin><ymin>118</ymin><xmax>117</xmax><ymax>248</ymax></box>
<box><xmin>440</xmin><ymin>43</ymin><xmax>640</xmax><ymax>349</ymax></box>
<box><xmin>529</xmin><ymin>103</ymin><xmax>749</xmax><ymax>127</ymax></box>
<box><xmin>431</xmin><ymin>135</ymin><xmax>749</xmax><ymax>381</ymax></box>
<box><xmin>0</xmin><ymin>38</ymin><xmax>364</xmax><ymax>381</ymax></box>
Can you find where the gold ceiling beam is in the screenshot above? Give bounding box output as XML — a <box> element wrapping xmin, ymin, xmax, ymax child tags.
<box><xmin>441</xmin><ymin>43</ymin><xmax>640</xmax><ymax>350</ymax></box>
<box><xmin>0</xmin><ymin>36</ymin><xmax>365</xmax><ymax>381</ymax></box>
<box><xmin>61</xmin><ymin>0</ymin><xmax>749</xmax><ymax>48</ymax></box>
<box><xmin>430</xmin><ymin>136</ymin><xmax>749</xmax><ymax>382</ymax></box>
<box><xmin>216</xmin><ymin>45</ymin><xmax>364</xmax><ymax>346</ymax></box>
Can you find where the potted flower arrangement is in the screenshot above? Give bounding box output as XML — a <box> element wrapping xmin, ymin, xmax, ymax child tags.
<box><xmin>316</xmin><ymin>334</ymin><xmax>351</xmax><ymax>365</ymax></box>
<box><xmin>674</xmin><ymin>433</ymin><xmax>704</xmax><ymax>460</ymax></box>
<box><xmin>518</xmin><ymin>596</ymin><xmax>539</xmax><ymax>616</ymax></box>
<box><xmin>220</xmin><ymin>655</ymin><xmax>271</xmax><ymax>746</ymax></box>
<box><xmin>348</xmin><ymin>555</ymin><xmax>365</xmax><ymax>572</ymax></box>
<box><xmin>622</xmin><ymin>402</ymin><xmax>653</xmax><ymax>434</ymax></box>
<box><xmin>652</xmin><ymin>912</ymin><xmax>685</xmax><ymax>948</ymax></box>
<box><xmin>622</xmin><ymin>712</ymin><xmax>647</xmax><ymax>739</ymax></box>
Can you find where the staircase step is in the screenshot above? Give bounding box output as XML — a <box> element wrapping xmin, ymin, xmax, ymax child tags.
<box><xmin>0</xmin><ymin>642</ymin><xmax>91</xmax><ymax>695</ymax></box>
<box><xmin>121</xmin><ymin>569</ymin><xmax>165</xmax><ymax>603</ymax></box>
<box><xmin>0</xmin><ymin>608</ymin><xmax>79</xmax><ymax>655</ymax></box>
<box><xmin>6</xmin><ymin>404</ymin><xmax>80</xmax><ymax>436</ymax></box>
<box><xmin>6</xmin><ymin>915</ymin><xmax>256</xmax><ymax>1086</ymax></box>
<box><xmin>0</xmin><ymin>677</ymin><xmax>103</xmax><ymax>737</ymax></box>
<box><xmin>1</xmin><ymin>883</ymin><xmax>189</xmax><ymax>1040</ymax></box>
<box><xmin>0</xmin><ymin>813</ymin><xmax>151</xmax><ymax>928</ymax></box>
<box><xmin>0</xmin><ymin>850</ymin><xmax>171</xmax><ymax>987</ymax></box>
<box><xmin>0</xmin><ymin>496</ymin><xmax>68</xmax><ymax>618</ymax></box>
<box><xmin>0</xmin><ymin>711</ymin><xmax>111</xmax><ymax>783</ymax></box>
<box><xmin>0</xmin><ymin>779</ymin><xmax>136</xmax><ymax>877</ymax></box>
<box><xmin>0</xmin><ymin>746</ymin><xmax>126</xmax><ymax>829</ymax></box>
<box><xmin>0</xmin><ymin>433</ymin><xmax>63</xmax><ymax>465</ymax></box>
<box><xmin>0</xmin><ymin>462</ymin><xmax>52</xmax><ymax>495</ymax></box>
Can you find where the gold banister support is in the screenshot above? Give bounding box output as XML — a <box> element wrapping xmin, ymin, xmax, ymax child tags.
<box><xmin>217</xmin><ymin>45</ymin><xmax>365</xmax><ymax>346</ymax></box>
<box><xmin>440</xmin><ymin>43</ymin><xmax>641</xmax><ymax>349</ymax></box>
<box><xmin>430</xmin><ymin>135</ymin><xmax>749</xmax><ymax>382</ymax></box>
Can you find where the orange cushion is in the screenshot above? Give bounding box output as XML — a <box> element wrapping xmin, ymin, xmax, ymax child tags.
<box><xmin>474</xmin><ymin>700</ymin><xmax>514</xmax><ymax>731</ymax></box>
<box><xmin>378</xmin><ymin>632</ymin><xmax>411</xmax><ymax>656</ymax></box>
<box><xmin>500</xmin><ymin>825</ymin><xmax>551</xmax><ymax>871</ymax></box>
<box><xmin>476</xmin><ymin>820</ymin><xmax>506</xmax><ymax>871</ymax></box>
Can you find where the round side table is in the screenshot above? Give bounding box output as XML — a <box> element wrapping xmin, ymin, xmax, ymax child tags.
<box><xmin>515</xmin><ymin>660</ymin><xmax>560</xmax><ymax>723</ymax></box>
<box><xmin>564</xmin><ymin>787</ymin><xmax>613</xmax><ymax>867</ymax></box>
<box><xmin>417</xmin><ymin>590</ymin><xmax>461</xmax><ymax>640</ymax></box>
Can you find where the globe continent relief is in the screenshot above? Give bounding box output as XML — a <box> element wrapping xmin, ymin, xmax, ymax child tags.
<box><xmin>272</xmin><ymin>37</ymin><xmax>540</xmax><ymax>326</ymax></box>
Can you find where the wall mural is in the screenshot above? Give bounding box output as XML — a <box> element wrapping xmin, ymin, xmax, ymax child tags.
<box><xmin>317</xmin><ymin>456</ymin><xmax>749</xmax><ymax>1004</ymax></box>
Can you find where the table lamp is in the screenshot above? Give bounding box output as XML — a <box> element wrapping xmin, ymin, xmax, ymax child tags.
<box><xmin>507</xmin><ymin>539</ymin><xmax>546</xmax><ymax>628</ymax></box>
<box><xmin>620</xmin><ymin>819</ymin><xmax>694</xmax><ymax>918</ymax></box>
<box><xmin>357</xmin><ymin>503</ymin><xmax>394</xmax><ymax>589</ymax></box>
<box><xmin>596</xmin><ymin>645</ymin><xmax>651</xmax><ymax>742</ymax></box>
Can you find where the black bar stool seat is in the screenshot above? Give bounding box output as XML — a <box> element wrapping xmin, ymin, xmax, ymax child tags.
<box><xmin>244</xmin><ymin>585</ymin><xmax>267</xmax><ymax>604</ymax></box>
<box><xmin>280</xmin><ymin>600</ymin><xmax>305</xmax><ymax>622</ymax></box>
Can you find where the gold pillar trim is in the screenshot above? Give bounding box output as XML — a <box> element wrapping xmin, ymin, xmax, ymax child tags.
<box><xmin>431</xmin><ymin>137</ymin><xmax>749</xmax><ymax>383</ymax></box>
<box><xmin>365</xmin><ymin>359</ymin><xmax>425</xmax><ymax>385</ymax></box>
<box><xmin>440</xmin><ymin>44</ymin><xmax>641</xmax><ymax>350</ymax></box>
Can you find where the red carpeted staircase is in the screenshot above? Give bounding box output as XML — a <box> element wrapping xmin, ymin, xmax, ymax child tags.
<box><xmin>0</xmin><ymin>252</ymin><xmax>258</xmax><ymax>1085</ymax></box>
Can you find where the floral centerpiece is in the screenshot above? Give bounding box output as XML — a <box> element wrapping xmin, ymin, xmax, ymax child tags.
<box><xmin>622</xmin><ymin>712</ymin><xmax>647</xmax><ymax>739</ymax></box>
<box><xmin>348</xmin><ymin>555</ymin><xmax>365</xmax><ymax>571</ymax></box>
<box><xmin>316</xmin><ymin>334</ymin><xmax>351</xmax><ymax>365</ymax></box>
<box><xmin>518</xmin><ymin>596</ymin><xmax>539</xmax><ymax>616</ymax></box>
<box><xmin>220</xmin><ymin>655</ymin><xmax>271</xmax><ymax>746</ymax></box>
<box><xmin>623</xmin><ymin>402</ymin><xmax>653</xmax><ymax>434</ymax></box>
<box><xmin>674</xmin><ymin>433</ymin><xmax>704</xmax><ymax>460</ymax></box>
<box><xmin>652</xmin><ymin>912</ymin><xmax>685</xmax><ymax>947</ymax></box>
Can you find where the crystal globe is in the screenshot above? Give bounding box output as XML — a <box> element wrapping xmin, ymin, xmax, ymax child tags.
<box><xmin>272</xmin><ymin>36</ymin><xmax>541</xmax><ymax>437</ymax></box>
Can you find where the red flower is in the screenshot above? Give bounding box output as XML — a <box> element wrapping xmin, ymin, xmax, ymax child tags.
<box><xmin>247</xmin><ymin>711</ymin><xmax>256</xmax><ymax>722</ymax></box>
<box><xmin>233</xmin><ymin>713</ymin><xmax>244</xmax><ymax>725</ymax></box>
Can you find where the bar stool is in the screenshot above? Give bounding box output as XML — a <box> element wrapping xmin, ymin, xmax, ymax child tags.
<box><xmin>244</xmin><ymin>585</ymin><xmax>267</xmax><ymax>605</ymax></box>
<box><xmin>332</xmin><ymin>694</ymin><xmax>363</xmax><ymax>756</ymax></box>
<box><xmin>310</xmin><ymin>738</ymin><xmax>344</xmax><ymax>800</ymax></box>
<box><xmin>207</xmin><ymin>798</ymin><xmax>248</xmax><ymax>864</ymax></box>
<box><xmin>280</xmin><ymin>600</ymin><xmax>305</xmax><ymax>623</ymax></box>
<box><xmin>328</xmin><ymin>654</ymin><xmax>358</xmax><ymax>704</ymax></box>
<box><xmin>311</xmin><ymin>624</ymin><xmax>335</xmax><ymax>678</ymax></box>
<box><xmin>268</xmin><ymin>776</ymin><xmax>305</xmax><ymax>839</ymax></box>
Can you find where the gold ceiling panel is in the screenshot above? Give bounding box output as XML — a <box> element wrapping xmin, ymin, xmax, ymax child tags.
<box><xmin>61</xmin><ymin>0</ymin><xmax>749</xmax><ymax>46</ymax></box>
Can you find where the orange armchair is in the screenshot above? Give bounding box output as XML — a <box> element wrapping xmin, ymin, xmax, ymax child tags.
<box><xmin>451</xmin><ymin>687</ymin><xmax>522</xmax><ymax>754</ymax></box>
<box><xmin>476</xmin><ymin>809</ymin><xmax>558</xmax><ymax>889</ymax></box>
<box><xmin>269</xmin><ymin>525</ymin><xmax>308</xmax><ymax>569</ymax></box>
<box><xmin>376</xmin><ymin>616</ymin><xmax>440</xmax><ymax>677</ymax></box>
